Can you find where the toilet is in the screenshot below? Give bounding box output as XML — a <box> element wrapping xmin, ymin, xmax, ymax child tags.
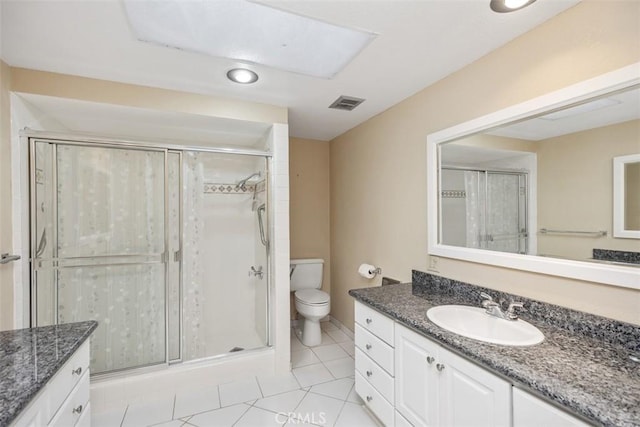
<box><xmin>290</xmin><ymin>258</ymin><xmax>330</xmax><ymax>347</ymax></box>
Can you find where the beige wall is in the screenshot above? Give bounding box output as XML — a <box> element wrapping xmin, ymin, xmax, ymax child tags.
<box><xmin>10</xmin><ymin>68</ymin><xmax>287</xmax><ymax>125</ymax></box>
<box><xmin>0</xmin><ymin>60</ymin><xmax>13</xmax><ymax>331</ymax></box>
<box><xmin>289</xmin><ymin>138</ymin><xmax>331</xmax><ymax>318</ymax></box>
<box><xmin>538</xmin><ymin>120</ymin><xmax>640</xmax><ymax>259</ymax></box>
<box><xmin>330</xmin><ymin>0</ymin><xmax>640</xmax><ymax>329</ymax></box>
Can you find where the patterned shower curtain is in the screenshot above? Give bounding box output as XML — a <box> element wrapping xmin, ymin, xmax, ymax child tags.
<box><xmin>464</xmin><ymin>170</ymin><xmax>485</xmax><ymax>248</ymax></box>
<box><xmin>464</xmin><ymin>170</ymin><xmax>521</xmax><ymax>253</ymax></box>
<box><xmin>55</xmin><ymin>145</ymin><xmax>166</xmax><ymax>373</ymax></box>
<box><xmin>182</xmin><ymin>151</ymin><xmax>206</xmax><ymax>360</ymax></box>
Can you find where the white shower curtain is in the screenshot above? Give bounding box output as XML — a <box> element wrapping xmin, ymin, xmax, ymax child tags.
<box><xmin>463</xmin><ymin>170</ymin><xmax>522</xmax><ymax>253</ymax></box>
<box><xmin>182</xmin><ymin>151</ymin><xmax>207</xmax><ymax>360</ymax></box>
<box><xmin>55</xmin><ymin>145</ymin><xmax>166</xmax><ymax>373</ymax></box>
<box><xmin>464</xmin><ymin>170</ymin><xmax>485</xmax><ymax>248</ymax></box>
<box><xmin>485</xmin><ymin>173</ymin><xmax>521</xmax><ymax>253</ymax></box>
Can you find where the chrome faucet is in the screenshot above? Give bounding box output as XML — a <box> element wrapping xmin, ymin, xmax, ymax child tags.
<box><xmin>480</xmin><ymin>292</ymin><xmax>524</xmax><ymax>321</ymax></box>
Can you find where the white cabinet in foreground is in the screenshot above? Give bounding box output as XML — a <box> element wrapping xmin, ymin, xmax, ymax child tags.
<box><xmin>513</xmin><ymin>388</ymin><xmax>589</xmax><ymax>427</ymax></box>
<box><xmin>395</xmin><ymin>323</ymin><xmax>511</xmax><ymax>427</ymax></box>
<box><xmin>354</xmin><ymin>301</ymin><xmax>396</xmax><ymax>426</ymax></box>
<box><xmin>13</xmin><ymin>342</ymin><xmax>91</xmax><ymax>427</ymax></box>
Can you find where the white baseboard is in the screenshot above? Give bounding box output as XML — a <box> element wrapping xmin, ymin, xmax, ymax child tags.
<box><xmin>328</xmin><ymin>316</ymin><xmax>354</xmax><ymax>340</ymax></box>
<box><xmin>290</xmin><ymin>315</ymin><xmax>354</xmax><ymax>340</ymax></box>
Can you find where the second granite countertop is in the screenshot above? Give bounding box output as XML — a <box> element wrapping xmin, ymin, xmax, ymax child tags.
<box><xmin>349</xmin><ymin>279</ymin><xmax>640</xmax><ymax>427</ymax></box>
<box><xmin>0</xmin><ymin>321</ymin><xmax>98</xmax><ymax>427</ymax></box>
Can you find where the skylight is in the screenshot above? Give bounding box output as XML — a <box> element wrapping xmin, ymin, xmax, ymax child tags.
<box><xmin>123</xmin><ymin>0</ymin><xmax>377</xmax><ymax>79</ymax></box>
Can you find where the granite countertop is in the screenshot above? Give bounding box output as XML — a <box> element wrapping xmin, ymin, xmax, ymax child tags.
<box><xmin>0</xmin><ymin>321</ymin><xmax>98</xmax><ymax>427</ymax></box>
<box><xmin>349</xmin><ymin>274</ymin><xmax>640</xmax><ymax>427</ymax></box>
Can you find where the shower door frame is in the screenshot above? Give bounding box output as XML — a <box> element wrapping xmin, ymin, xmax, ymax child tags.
<box><xmin>27</xmin><ymin>132</ymin><xmax>273</xmax><ymax>377</ymax></box>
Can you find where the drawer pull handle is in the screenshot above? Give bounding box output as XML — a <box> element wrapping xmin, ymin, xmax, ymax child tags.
<box><xmin>72</xmin><ymin>405</ymin><xmax>83</xmax><ymax>415</ymax></box>
<box><xmin>365</xmin><ymin>344</ymin><xmax>372</xmax><ymax>350</ymax></box>
<box><xmin>366</xmin><ymin>396</ymin><xmax>373</xmax><ymax>402</ymax></box>
<box><xmin>426</xmin><ymin>356</ymin><xmax>435</xmax><ymax>364</ymax></box>
<box><xmin>71</xmin><ymin>367</ymin><xmax>82</xmax><ymax>376</ymax></box>
<box><xmin>365</xmin><ymin>318</ymin><xmax>372</xmax><ymax>324</ymax></box>
<box><xmin>436</xmin><ymin>363</ymin><xmax>445</xmax><ymax>371</ymax></box>
<box><xmin>366</xmin><ymin>370</ymin><xmax>373</xmax><ymax>377</ymax></box>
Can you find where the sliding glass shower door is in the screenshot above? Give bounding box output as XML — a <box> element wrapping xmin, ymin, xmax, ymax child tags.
<box><xmin>181</xmin><ymin>151</ymin><xmax>269</xmax><ymax>361</ymax></box>
<box><xmin>31</xmin><ymin>139</ymin><xmax>270</xmax><ymax>375</ymax></box>
<box><xmin>31</xmin><ymin>141</ymin><xmax>170</xmax><ymax>374</ymax></box>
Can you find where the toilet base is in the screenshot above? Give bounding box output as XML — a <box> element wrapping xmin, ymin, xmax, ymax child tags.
<box><xmin>300</xmin><ymin>317</ymin><xmax>322</xmax><ymax>347</ymax></box>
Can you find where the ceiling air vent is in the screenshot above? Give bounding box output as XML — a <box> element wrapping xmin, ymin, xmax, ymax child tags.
<box><xmin>329</xmin><ymin>95</ymin><xmax>365</xmax><ymax>111</ymax></box>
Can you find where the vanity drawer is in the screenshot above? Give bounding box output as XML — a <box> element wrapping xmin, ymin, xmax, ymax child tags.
<box><xmin>49</xmin><ymin>370</ymin><xmax>90</xmax><ymax>427</ymax></box>
<box><xmin>355</xmin><ymin>348</ymin><xmax>394</xmax><ymax>403</ymax></box>
<box><xmin>355</xmin><ymin>324</ymin><xmax>394</xmax><ymax>375</ymax></box>
<box><xmin>355</xmin><ymin>302</ymin><xmax>394</xmax><ymax>346</ymax></box>
<box><xmin>75</xmin><ymin>402</ymin><xmax>91</xmax><ymax>427</ymax></box>
<box><xmin>46</xmin><ymin>342</ymin><xmax>90</xmax><ymax>423</ymax></box>
<box><xmin>356</xmin><ymin>372</ymin><xmax>394</xmax><ymax>427</ymax></box>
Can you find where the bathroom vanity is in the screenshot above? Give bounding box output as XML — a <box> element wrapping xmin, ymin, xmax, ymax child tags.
<box><xmin>350</xmin><ymin>272</ymin><xmax>640</xmax><ymax>427</ymax></box>
<box><xmin>0</xmin><ymin>321</ymin><xmax>97</xmax><ymax>427</ymax></box>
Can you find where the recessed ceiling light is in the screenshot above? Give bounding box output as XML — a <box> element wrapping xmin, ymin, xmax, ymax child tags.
<box><xmin>490</xmin><ymin>0</ymin><xmax>537</xmax><ymax>13</ymax></box>
<box><xmin>227</xmin><ymin>68</ymin><xmax>259</xmax><ymax>84</ymax></box>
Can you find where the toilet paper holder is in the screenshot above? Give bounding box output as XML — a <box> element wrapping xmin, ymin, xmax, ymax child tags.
<box><xmin>368</xmin><ymin>266</ymin><xmax>382</xmax><ymax>276</ymax></box>
<box><xmin>358</xmin><ymin>263</ymin><xmax>382</xmax><ymax>279</ymax></box>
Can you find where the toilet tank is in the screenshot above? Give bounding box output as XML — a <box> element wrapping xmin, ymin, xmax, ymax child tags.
<box><xmin>290</xmin><ymin>259</ymin><xmax>324</xmax><ymax>291</ymax></box>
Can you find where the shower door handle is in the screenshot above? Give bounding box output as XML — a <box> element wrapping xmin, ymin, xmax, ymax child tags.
<box><xmin>0</xmin><ymin>253</ymin><xmax>20</xmax><ymax>264</ymax></box>
<box><xmin>257</xmin><ymin>204</ymin><xmax>268</xmax><ymax>248</ymax></box>
<box><xmin>35</xmin><ymin>229</ymin><xmax>47</xmax><ymax>258</ymax></box>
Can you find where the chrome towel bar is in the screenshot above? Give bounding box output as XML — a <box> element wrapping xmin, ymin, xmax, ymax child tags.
<box><xmin>539</xmin><ymin>228</ymin><xmax>607</xmax><ymax>237</ymax></box>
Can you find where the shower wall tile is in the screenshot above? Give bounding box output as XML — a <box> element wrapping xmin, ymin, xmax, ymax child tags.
<box><xmin>271</xmin><ymin>121</ymin><xmax>291</xmax><ymax>373</ymax></box>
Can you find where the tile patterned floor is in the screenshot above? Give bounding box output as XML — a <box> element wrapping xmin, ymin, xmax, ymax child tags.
<box><xmin>92</xmin><ymin>322</ymin><xmax>381</xmax><ymax>427</ymax></box>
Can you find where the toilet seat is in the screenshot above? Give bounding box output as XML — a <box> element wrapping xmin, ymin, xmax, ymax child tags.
<box><xmin>295</xmin><ymin>289</ymin><xmax>330</xmax><ymax>306</ymax></box>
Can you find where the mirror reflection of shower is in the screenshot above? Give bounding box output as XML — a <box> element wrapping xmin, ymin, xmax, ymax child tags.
<box><xmin>439</xmin><ymin>143</ymin><xmax>535</xmax><ymax>256</ymax></box>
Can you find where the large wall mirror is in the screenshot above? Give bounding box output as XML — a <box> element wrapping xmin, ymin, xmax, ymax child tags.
<box><xmin>427</xmin><ymin>63</ymin><xmax>640</xmax><ymax>289</ymax></box>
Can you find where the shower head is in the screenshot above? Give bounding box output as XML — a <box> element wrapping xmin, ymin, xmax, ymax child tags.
<box><xmin>237</xmin><ymin>172</ymin><xmax>261</xmax><ymax>191</ymax></box>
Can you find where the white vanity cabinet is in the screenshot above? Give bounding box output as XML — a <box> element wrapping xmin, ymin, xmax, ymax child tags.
<box><xmin>512</xmin><ymin>388</ymin><xmax>589</xmax><ymax>427</ymax></box>
<box><xmin>394</xmin><ymin>323</ymin><xmax>511</xmax><ymax>427</ymax></box>
<box><xmin>354</xmin><ymin>301</ymin><xmax>396</xmax><ymax>426</ymax></box>
<box><xmin>13</xmin><ymin>342</ymin><xmax>91</xmax><ymax>427</ymax></box>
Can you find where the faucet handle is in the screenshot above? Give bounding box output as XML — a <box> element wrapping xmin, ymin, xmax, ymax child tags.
<box><xmin>480</xmin><ymin>292</ymin><xmax>494</xmax><ymax>307</ymax></box>
<box><xmin>506</xmin><ymin>302</ymin><xmax>525</xmax><ymax>320</ymax></box>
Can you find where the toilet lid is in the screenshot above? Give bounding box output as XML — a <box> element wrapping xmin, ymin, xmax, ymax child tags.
<box><xmin>295</xmin><ymin>289</ymin><xmax>330</xmax><ymax>305</ymax></box>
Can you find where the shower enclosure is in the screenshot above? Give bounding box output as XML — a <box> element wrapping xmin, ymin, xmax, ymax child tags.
<box><xmin>30</xmin><ymin>138</ymin><xmax>270</xmax><ymax>375</ymax></box>
<box><xmin>440</xmin><ymin>167</ymin><xmax>528</xmax><ymax>254</ymax></box>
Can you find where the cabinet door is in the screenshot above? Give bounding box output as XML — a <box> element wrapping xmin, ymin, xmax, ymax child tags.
<box><xmin>439</xmin><ymin>348</ymin><xmax>511</xmax><ymax>427</ymax></box>
<box><xmin>513</xmin><ymin>388</ymin><xmax>589</xmax><ymax>427</ymax></box>
<box><xmin>395</xmin><ymin>324</ymin><xmax>440</xmax><ymax>427</ymax></box>
<box><xmin>12</xmin><ymin>399</ymin><xmax>45</xmax><ymax>427</ymax></box>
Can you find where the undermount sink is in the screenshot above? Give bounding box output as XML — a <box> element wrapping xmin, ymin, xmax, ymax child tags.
<box><xmin>426</xmin><ymin>305</ymin><xmax>544</xmax><ymax>346</ymax></box>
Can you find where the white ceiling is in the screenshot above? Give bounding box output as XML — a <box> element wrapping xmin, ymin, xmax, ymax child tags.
<box><xmin>0</xmin><ymin>0</ymin><xmax>579</xmax><ymax>141</ymax></box>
